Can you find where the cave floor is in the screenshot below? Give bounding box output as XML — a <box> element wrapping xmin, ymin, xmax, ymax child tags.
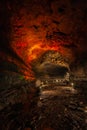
<box><xmin>0</xmin><ymin>72</ymin><xmax>87</xmax><ymax>130</ymax></box>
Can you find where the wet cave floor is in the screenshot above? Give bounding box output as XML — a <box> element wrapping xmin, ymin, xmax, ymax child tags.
<box><xmin>0</xmin><ymin>72</ymin><xmax>87</xmax><ymax>130</ymax></box>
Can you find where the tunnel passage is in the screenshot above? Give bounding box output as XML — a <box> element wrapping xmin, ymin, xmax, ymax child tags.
<box><xmin>33</xmin><ymin>51</ymin><xmax>70</xmax><ymax>87</ymax></box>
<box><xmin>32</xmin><ymin>51</ymin><xmax>70</xmax><ymax>77</ymax></box>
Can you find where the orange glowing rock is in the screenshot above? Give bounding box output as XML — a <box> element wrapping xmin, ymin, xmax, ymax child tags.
<box><xmin>27</xmin><ymin>43</ymin><xmax>59</xmax><ymax>61</ymax></box>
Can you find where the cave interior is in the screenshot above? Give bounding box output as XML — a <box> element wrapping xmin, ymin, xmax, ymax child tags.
<box><xmin>0</xmin><ymin>0</ymin><xmax>87</xmax><ymax>130</ymax></box>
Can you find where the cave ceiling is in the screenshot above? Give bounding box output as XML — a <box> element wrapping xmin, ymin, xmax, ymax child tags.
<box><xmin>0</xmin><ymin>0</ymin><xmax>87</xmax><ymax>79</ymax></box>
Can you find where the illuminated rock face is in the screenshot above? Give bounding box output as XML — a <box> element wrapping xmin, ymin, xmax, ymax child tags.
<box><xmin>0</xmin><ymin>0</ymin><xmax>87</xmax><ymax>78</ymax></box>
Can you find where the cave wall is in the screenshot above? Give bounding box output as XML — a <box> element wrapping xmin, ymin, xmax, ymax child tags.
<box><xmin>0</xmin><ymin>0</ymin><xmax>87</xmax><ymax>77</ymax></box>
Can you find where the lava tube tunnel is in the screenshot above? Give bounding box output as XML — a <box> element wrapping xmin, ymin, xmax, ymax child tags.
<box><xmin>0</xmin><ymin>0</ymin><xmax>87</xmax><ymax>130</ymax></box>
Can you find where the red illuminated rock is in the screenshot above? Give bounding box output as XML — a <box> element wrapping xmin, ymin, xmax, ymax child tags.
<box><xmin>0</xmin><ymin>0</ymin><xmax>87</xmax><ymax>77</ymax></box>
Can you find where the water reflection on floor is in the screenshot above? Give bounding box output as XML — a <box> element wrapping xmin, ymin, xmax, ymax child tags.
<box><xmin>0</xmin><ymin>80</ymin><xmax>87</xmax><ymax>130</ymax></box>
